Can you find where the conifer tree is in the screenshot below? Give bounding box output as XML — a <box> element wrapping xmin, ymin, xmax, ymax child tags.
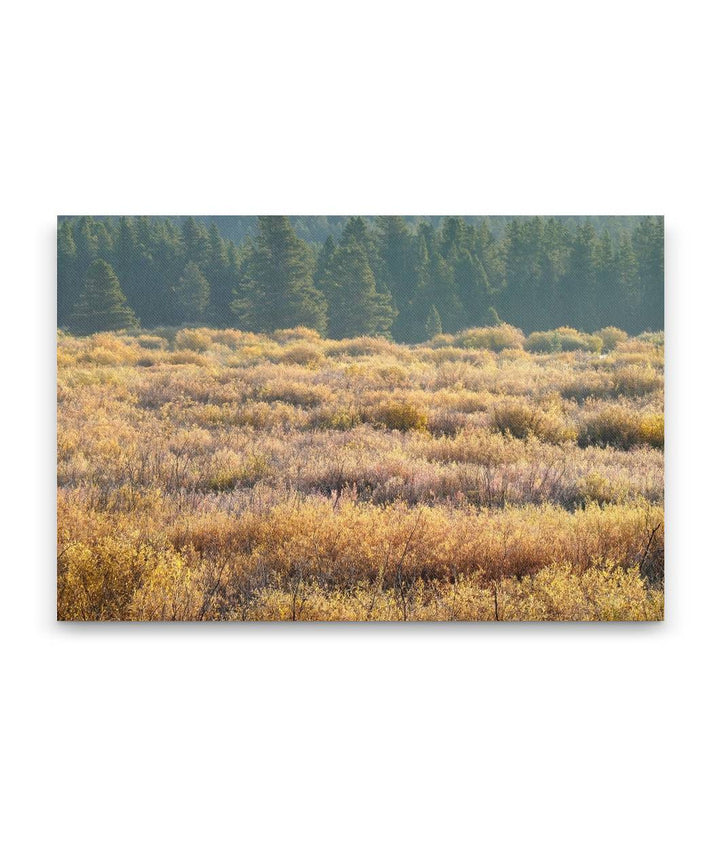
<box><xmin>115</xmin><ymin>216</ymin><xmax>137</xmax><ymax>290</ymax></box>
<box><xmin>412</xmin><ymin>223</ymin><xmax>462</xmax><ymax>337</ymax></box>
<box><xmin>73</xmin><ymin>217</ymin><xmax>99</xmax><ymax>282</ymax></box>
<box><xmin>69</xmin><ymin>260</ymin><xmax>138</xmax><ymax>334</ymax></box>
<box><xmin>632</xmin><ymin>216</ymin><xmax>664</xmax><ymax>331</ymax></box>
<box><xmin>95</xmin><ymin>221</ymin><xmax>114</xmax><ymax>256</ymax></box>
<box><xmin>593</xmin><ymin>231</ymin><xmax>616</xmax><ymax>328</ymax></box>
<box><xmin>313</xmin><ymin>235</ymin><xmax>336</xmax><ymax>292</ymax></box>
<box><xmin>206</xmin><ymin>223</ymin><xmax>237</xmax><ymax>323</ymax></box>
<box><xmin>322</xmin><ymin>237</ymin><xmax>396</xmax><ymax>338</ymax></box>
<box><xmin>182</xmin><ymin>217</ymin><xmax>212</xmax><ymax>271</ymax></box>
<box><xmin>234</xmin><ymin>216</ymin><xmax>327</xmax><ymax>333</ymax></box>
<box><xmin>57</xmin><ymin>220</ymin><xmax>79</xmax><ymax>326</ymax></box>
<box><xmin>475</xmin><ymin>219</ymin><xmax>505</xmax><ymax>295</ymax></box>
<box><xmin>425</xmin><ymin>305</ymin><xmax>442</xmax><ymax>339</ymax></box>
<box><xmin>377</xmin><ymin>216</ymin><xmax>415</xmax><ymax>340</ymax></box>
<box><xmin>175</xmin><ymin>262</ymin><xmax>210</xmax><ymax>322</ymax></box>
<box><xmin>562</xmin><ymin>221</ymin><xmax>598</xmax><ymax>329</ymax></box>
<box><xmin>454</xmin><ymin>248</ymin><xmax>491</xmax><ymax>325</ymax></box>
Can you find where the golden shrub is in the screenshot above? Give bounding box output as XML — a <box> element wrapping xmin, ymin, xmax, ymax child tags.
<box><xmin>490</xmin><ymin>399</ymin><xmax>575</xmax><ymax>444</ymax></box>
<box><xmin>453</xmin><ymin>324</ymin><xmax>525</xmax><ymax>351</ymax></box>
<box><xmin>277</xmin><ymin>342</ymin><xmax>324</xmax><ymax>366</ymax></box>
<box><xmin>580</xmin><ymin>405</ymin><xmax>664</xmax><ymax>450</ymax></box>
<box><xmin>175</xmin><ymin>328</ymin><xmax>213</xmax><ymax>352</ymax></box>
<box><xmin>526</xmin><ymin>327</ymin><xmax>603</xmax><ymax>353</ymax></box>
<box><xmin>372</xmin><ymin>400</ymin><xmax>429</xmax><ymax>431</ymax></box>
<box><xmin>595</xmin><ymin>326</ymin><xmax>629</xmax><ymax>351</ymax></box>
<box><xmin>57</xmin><ymin>325</ymin><xmax>664</xmax><ymax>621</ymax></box>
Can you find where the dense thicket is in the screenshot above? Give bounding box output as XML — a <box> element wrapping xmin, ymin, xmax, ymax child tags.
<box><xmin>57</xmin><ymin>215</ymin><xmax>663</xmax><ymax>339</ymax></box>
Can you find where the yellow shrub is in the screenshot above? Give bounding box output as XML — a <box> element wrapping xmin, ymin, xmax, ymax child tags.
<box><xmin>454</xmin><ymin>324</ymin><xmax>525</xmax><ymax>352</ymax></box>
<box><xmin>137</xmin><ymin>334</ymin><xmax>167</xmax><ymax>350</ymax></box>
<box><xmin>58</xmin><ymin>536</ymin><xmax>163</xmax><ymax>620</ymax></box>
<box><xmin>612</xmin><ymin>364</ymin><xmax>663</xmax><ymax>397</ymax></box>
<box><xmin>372</xmin><ymin>400</ymin><xmax>428</xmax><ymax>431</ymax></box>
<box><xmin>175</xmin><ymin>328</ymin><xmax>213</xmax><ymax>352</ymax></box>
<box><xmin>526</xmin><ymin>327</ymin><xmax>602</xmax><ymax>353</ymax></box>
<box><xmin>595</xmin><ymin>326</ymin><xmax>629</xmax><ymax>351</ymax></box>
<box><xmin>491</xmin><ymin>400</ymin><xmax>575</xmax><ymax>444</ymax></box>
<box><xmin>277</xmin><ymin>343</ymin><xmax>324</xmax><ymax>366</ymax></box>
<box><xmin>580</xmin><ymin>405</ymin><xmax>664</xmax><ymax>450</ymax></box>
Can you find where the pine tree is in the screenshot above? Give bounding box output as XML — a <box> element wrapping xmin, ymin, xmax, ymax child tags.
<box><xmin>616</xmin><ymin>232</ymin><xmax>640</xmax><ymax>328</ymax></box>
<box><xmin>234</xmin><ymin>216</ymin><xmax>327</xmax><ymax>333</ymax></box>
<box><xmin>182</xmin><ymin>217</ymin><xmax>212</xmax><ymax>271</ymax></box>
<box><xmin>421</xmin><ymin>222</ymin><xmax>462</xmax><ymax>334</ymax></box>
<box><xmin>313</xmin><ymin>235</ymin><xmax>336</xmax><ymax>292</ymax></box>
<box><xmin>205</xmin><ymin>223</ymin><xmax>236</xmax><ymax>324</ymax></box>
<box><xmin>538</xmin><ymin>217</ymin><xmax>570</xmax><ymax>328</ymax></box>
<box><xmin>405</xmin><ymin>223</ymin><xmax>463</xmax><ymax>340</ymax></box>
<box><xmin>69</xmin><ymin>260</ymin><xmax>138</xmax><ymax>334</ymax></box>
<box><xmin>175</xmin><ymin>262</ymin><xmax>210</xmax><ymax>322</ymax></box>
<box><xmin>323</xmin><ymin>229</ymin><xmax>396</xmax><ymax>338</ymax></box>
<box><xmin>153</xmin><ymin>219</ymin><xmax>186</xmax><ymax>322</ymax></box>
<box><xmin>73</xmin><ymin>217</ymin><xmax>99</xmax><ymax>283</ymax></box>
<box><xmin>475</xmin><ymin>219</ymin><xmax>505</xmax><ymax>295</ymax></box>
<box><xmin>501</xmin><ymin>219</ymin><xmax>527</xmax><ymax>328</ymax></box>
<box><xmin>115</xmin><ymin>216</ymin><xmax>137</xmax><ymax>291</ymax></box>
<box><xmin>560</xmin><ymin>221</ymin><xmax>598</xmax><ymax>329</ymax></box>
<box><xmin>593</xmin><ymin>231</ymin><xmax>616</xmax><ymax>329</ymax></box>
<box><xmin>95</xmin><ymin>221</ymin><xmax>114</xmax><ymax>256</ymax></box>
<box><xmin>376</xmin><ymin>216</ymin><xmax>415</xmax><ymax>340</ymax></box>
<box><xmin>114</xmin><ymin>216</ymin><xmax>158</xmax><ymax>325</ymax></box>
<box><xmin>632</xmin><ymin>216</ymin><xmax>664</xmax><ymax>331</ymax></box>
<box><xmin>454</xmin><ymin>248</ymin><xmax>491</xmax><ymax>326</ymax></box>
<box><xmin>425</xmin><ymin>305</ymin><xmax>442</xmax><ymax>339</ymax></box>
<box><xmin>57</xmin><ymin>220</ymin><xmax>79</xmax><ymax>326</ymax></box>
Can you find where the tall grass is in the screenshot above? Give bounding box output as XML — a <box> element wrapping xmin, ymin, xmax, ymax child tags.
<box><xmin>57</xmin><ymin>324</ymin><xmax>664</xmax><ymax>620</ymax></box>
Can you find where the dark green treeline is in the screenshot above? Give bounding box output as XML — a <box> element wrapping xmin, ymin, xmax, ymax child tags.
<box><xmin>58</xmin><ymin>215</ymin><xmax>663</xmax><ymax>339</ymax></box>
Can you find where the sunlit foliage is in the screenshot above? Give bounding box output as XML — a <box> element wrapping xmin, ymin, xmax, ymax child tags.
<box><xmin>57</xmin><ymin>324</ymin><xmax>664</xmax><ymax>620</ymax></box>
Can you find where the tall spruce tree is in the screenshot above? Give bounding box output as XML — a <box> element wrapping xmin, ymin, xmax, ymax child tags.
<box><xmin>313</xmin><ymin>235</ymin><xmax>337</xmax><ymax>292</ymax></box>
<box><xmin>69</xmin><ymin>260</ymin><xmax>138</xmax><ymax>334</ymax></box>
<box><xmin>560</xmin><ymin>221</ymin><xmax>598</xmax><ymax>329</ymax></box>
<box><xmin>632</xmin><ymin>216</ymin><xmax>664</xmax><ymax>331</ymax></box>
<box><xmin>322</xmin><ymin>230</ymin><xmax>396</xmax><ymax>338</ymax></box>
<box><xmin>206</xmin><ymin>223</ymin><xmax>235</xmax><ymax>323</ymax></box>
<box><xmin>175</xmin><ymin>262</ymin><xmax>210</xmax><ymax>322</ymax></box>
<box><xmin>234</xmin><ymin>216</ymin><xmax>327</xmax><ymax>333</ymax></box>
<box><xmin>376</xmin><ymin>216</ymin><xmax>416</xmax><ymax>340</ymax></box>
<box><xmin>57</xmin><ymin>220</ymin><xmax>79</xmax><ymax>326</ymax></box>
<box><xmin>616</xmin><ymin>232</ymin><xmax>639</xmax><ymax>324</ymax></box>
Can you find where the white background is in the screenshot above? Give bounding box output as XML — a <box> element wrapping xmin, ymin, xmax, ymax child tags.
<box><xmin>2</xmin><ymin>1</ymin><xmax>718</xmax><ymax>853</ymax></box>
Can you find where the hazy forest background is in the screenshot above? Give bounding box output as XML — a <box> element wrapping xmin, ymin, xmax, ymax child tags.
<box><xmin>57</xmin><ymin>215</ymin><xmax>663</xmax><ymax>340</ymax></box>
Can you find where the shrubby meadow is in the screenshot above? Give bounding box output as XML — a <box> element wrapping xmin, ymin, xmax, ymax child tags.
<box><xmin>57</xmin><ymin>323</ymin><xmax>664</xmax><ymax>620</ymax></box>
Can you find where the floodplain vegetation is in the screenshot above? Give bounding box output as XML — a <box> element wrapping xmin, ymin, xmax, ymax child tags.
<box><xmin>57</xmin><ymin>323</ymin><xmax>664</xmax><ymax>621</ymax></box>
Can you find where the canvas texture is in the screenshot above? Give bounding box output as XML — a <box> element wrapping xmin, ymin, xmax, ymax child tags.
<box><xmin>57</xmin><ymin>216</ymin><xmax>664</xmax><ymax>621</ymax></box>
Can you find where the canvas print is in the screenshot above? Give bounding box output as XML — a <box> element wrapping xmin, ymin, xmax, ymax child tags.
<box><xmin>57</xmin><ymin>216</ymin><xmax>664</xmax><ymax>621</ymax></box>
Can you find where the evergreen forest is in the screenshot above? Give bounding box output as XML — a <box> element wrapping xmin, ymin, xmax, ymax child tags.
<box><xmin>57</xmin><ymin>215</ymin><xmax>663</xmax><ymax>340</ymax></box>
